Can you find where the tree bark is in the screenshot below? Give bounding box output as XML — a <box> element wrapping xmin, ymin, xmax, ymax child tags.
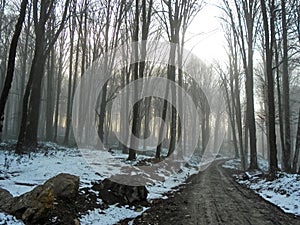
<box><xmin>281</xmin><ymin>0</ymin><xmax>291</xmax><ymax>172</ymax></box>
<box><xmin>64</xmin><ymin>5</ymin><xmax>75</xmax><ymax>145</ymax></box>
<box><xmin>0</xmin><ymin>0</ymin><xmax>28</xmax><ymax>142</ymax></box>
<box><xmin>17</xmin><ymin>0</ymin><xmax>70</xmax><ymax>151</ymax></box>
<box><xmin>275</xmin><ymin>42</ymin><xmax>285</xmax><ymax>168</ymax></box>
<box><xmin>128</xmin><ymin>0</ymin><xmax>140</xmax><ymax>160</ymax></box>
<box><xmin>260</xmin><ymin>0</ymin><xmax>278</xmax><ymax>174</ymax></box>
<box><xmin>292</xmin><ymin>107</ymin><xmax>300</xmax><ymax>173</ymax></box>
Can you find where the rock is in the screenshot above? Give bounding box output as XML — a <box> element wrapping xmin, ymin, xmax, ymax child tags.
<box><xmin>0</xmin><ymin>173</ymin><xmax>79</xmax><ymax>224</ymax></box>
<box><xmin>3</xmin><ymin>183</ymin><xmax>54</xmax><ymax>223</ymax></box>
<box><xmin>135</xmin><ymin>206</ymin><xmax>143</xmax><ymax>212</ymax></box>
<box><xmin>44</xmin><ymin>173</ymin><xmax>79</xmax><ymax>201</ymax></box>
<box><xmin>74</xmin><ymin>218</ymin><xmax>80</xmax><ymax>225</ymax></box>
<box><xmin>93</xmin><ymin>178</ymin><xmax>148</xmax><ymax>205</ymax></box>
<box><xmin>0</xmin><ymin>187</ymin><xmax>13</xmax><ymax>207</ymax></box>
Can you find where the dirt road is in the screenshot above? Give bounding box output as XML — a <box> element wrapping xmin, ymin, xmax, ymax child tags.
<box><xmin>133</xmin><ymin>160</ymin><xmax>300</xmax><ymax>225</ymax></box>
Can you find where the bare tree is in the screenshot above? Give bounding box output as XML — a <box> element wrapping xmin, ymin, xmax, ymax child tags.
<box><xmin>54</xmin><ymin>31</ymin><xmax>66</xmax><ymax>142</ymax></box>
<box><xmin>17</xmin><ymin>0</ymin><xmax>70</xmax><ymax>152</ymax></box>
<box><xmin>155</xmin><ymin>0</ymin><xmax>203</xmax><ymax>158</ymax></box>
<box><xmin>221</xmin><ymin>0</ymin><xmax>259</xmax><ymax>170</ymax></box>
<box><xmin>281</xmin><ymin>0</ymin><xmax>291</xmax><ymax>172</ymax></box>
<box><xmin>64</xmin><ymin>0</ymin><xmax>77</xmax><ymax>145</ymax></box>
<box><xmin>260</xmin><ymin>0</ymin><xmax>279</xmax><ymax>174</ymax></box>
<box><xmin>0</xmin><ymin>0</ymin><xmax>28</xmax><ymax>142</ymax></box>
<box><xmin>292</xmin><ymin>107</ymin><xmax>300</xmax><ymax>173</ymax></box>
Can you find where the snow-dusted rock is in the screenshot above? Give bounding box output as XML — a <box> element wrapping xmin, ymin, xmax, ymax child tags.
<box><xmin>3</xmin><ymin>183</ymin><xmax>54</xmax><ymax>223</ymax></box>
<box><xmin>0</xmin><ymin>173</ymin><xmax>79</xmax><ymax>223</ymax></box>
<box><xmin>44</xmin><ymin>173</ymin><xmax>79</xmax><ymax>200</ymax></box>
<box><xmin>0</xmin><ymin>187</ymin><xmax>13</xmax><ymax>206</ymax></box>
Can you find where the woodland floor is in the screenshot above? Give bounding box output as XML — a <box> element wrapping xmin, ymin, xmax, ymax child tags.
<box><xmin>1</xmin><ymin>144</ymin><xmax>300</xmax><ymax>225</ymax></box>
<box><xmin>124</xmin><ymin>160</ymin><xmax>300</xmax><ymax>225</ymax></box>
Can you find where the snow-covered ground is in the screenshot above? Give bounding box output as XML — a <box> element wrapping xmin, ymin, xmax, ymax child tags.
<box><xmin>0</xmin><ymin>212</ymin><xmax>24</xmax><ymax>225</ymax></box>
<box><xmin>80</xmin><ymin>205</ymin><xmax>149</xmax><ymax>225</ymax></box>
<box><xmin>0</xmin><ymin>143</ymin><xmax>101</xmax><ymax>196</ymax></box>
<box><xmin>0</xmin><ymin>142</ymin><xmax>208</xmax><ymax>224</ymax></box>
<box><xmin>223</xmin><ymin>158</ymin><xmax>300</xmax><ymax>216</ymax></box>
<box><xmin>222</xmin><ymin>158</ymin><xmax>269</xmax><ymax>172</ymax></box>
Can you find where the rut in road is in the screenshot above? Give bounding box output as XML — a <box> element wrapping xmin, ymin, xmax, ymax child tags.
<box><xmin>133</xmin><ymin>160</ymin><xmax>300</xmax><ymax>225</ymax></box>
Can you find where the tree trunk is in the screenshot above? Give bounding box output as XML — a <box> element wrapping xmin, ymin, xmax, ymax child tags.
<box><xmin>222</xmin><ymin>76</ymin><xmax>239</xmax><ymax>159</ymax></box>
<box><xmin>45</xmin><ymin>49</ymin><xmax>55</xmax><ymax>141</ymax></box>
<box><xmin>17</xmin><ymin>0</ymin><xmax>70</xmax><ymax>151</ymax></box>
<box><xmin>17</xmin><ymin>6</ymin><xmax>31</xmax><ymax>135</ymax></box>
<box><xmin>0</xmin><ymin>0</ymin><xmax>28</xmax><ymax>142</ymax></box>
<box><xmin>247</xmin><ymin>31</ymin><xmax>258</xmax><ymax>170</ymax></box>
<box><xmin>156</xmin><ymin>98</ymin><xmax>168</xmax><ymax>159</ymax></box>
<box><xmin>281</xmin><ymin>0</ymin><xmax>291</xmax><ymax>172</ymax></box>
<box><xmin>64</xmin><ymin>18</ymin><xmax>80</xmax><ymax>145</ymax></box>
<box><xmin>24</xmin><ymin>54</ymin><xmax>47</xmax><ymax>145</ymax></box>
<box><xmin>275</xmin><ymin>43</ymin><xmax>285</xmax><ymax>167</ymax></box>
<box><xmin>54</xmin><ymin>37</ymin><xmax>64</xmax><ymax>142</ymax></box>
<box><xmin>231</xmin><ymin>51</ymin><xmax>245</xmax><ymax>166</ymax></box>
<box><xmin>17</xmin><ymin>48</ymin><xmax>45</xmax><ymax>153</ymax></box>
<box><xmin>292</xmin><ymin>107</ymin><xmax>300</xmax><ymax>173</ymax></box>
<box><xmin>128</xmin><ymin>0</ymin><xmax>140</xmax><ymax>160</ymax></box>
<box><xmin>167</xmin><ymin>48</ymin><xmax>177</xmax><ymax>157</ymax></box>
<box><xmin>64</xmin><ymin>9</ymin><xmax>75</xmax><ymax>145</ymax></box>
<box><xmin>260</xmin><ymin>0</ymin><xmax>278</xmax><ymax>174</ymax></box>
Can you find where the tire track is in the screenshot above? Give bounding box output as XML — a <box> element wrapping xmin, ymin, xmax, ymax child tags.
<box><xmin>133</xmin><ymin>160</ymin><xmax>300</xmax><ymax>225</ymax></box>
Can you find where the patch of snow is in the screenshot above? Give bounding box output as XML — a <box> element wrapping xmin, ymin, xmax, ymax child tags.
<box><xmin>236</xmin><ymin>172</ymin><xmax>300</xmax><ymax>216</ymax></box>
<box><xmin>222</xmin><ymin>157</ymin><xmax>269</xmax><ymax>172</ymax></box>
<box><xmin>0</xmin><ymin>147</ymin><xmax>102</xmax><ymax>196</ymax></box>
<box><xmin>146</xmin><ymin>166</ymin><xmax>193</xmax><ymax>199</ymax></box>
<box><xmin>226</xmin><ymin>157</ymin><xmax>300</xmax><ymax>217</ymax></box>
<box><xmin>222</xmin><ymin>159</ymin><xmax>242</xmax><ymax>170</ymax></box>
<box><xmin>0</xmin><ymin>212</ymin><xmax>24</xmax><ymax>225</ymax></box>
<box><xmin>80</xmin><ymin>205</ymin><xmax>148</xmax><ymax>225</ymax></box>
<box><xmin>128</xmin><ymin>220</ymin><xmax>134</xmax><ymax>225</ymax></box>
<box><xmin>223</xmin><ymin>158</ymin><xmax>300</xmax><ymax>216</ymax></box>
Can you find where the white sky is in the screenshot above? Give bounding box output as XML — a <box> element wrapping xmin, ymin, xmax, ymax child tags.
<box><xmin>185</xmin><ymin>1</ymin><xmax>227</xmax><ymax>64</ymax></box>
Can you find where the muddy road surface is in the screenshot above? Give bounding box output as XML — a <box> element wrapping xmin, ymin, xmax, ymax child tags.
<box><xmin>132</xmin><ymin>160</ymin><xmax>300</xmax><ymax>225</ymax></box>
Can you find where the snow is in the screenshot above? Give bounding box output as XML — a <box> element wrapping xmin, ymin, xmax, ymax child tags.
<box><xmin>237</xmin><ymin>173</ymin><xmax>300</xmax><ymax>216</ymax></box>
<box><xmin>79</xmin><ymin>154</ymin><xmax>211</xmax><ymax>224</ymax></box>
<box><xmin>0</xmin><ymin>212</ymin><xmax>24</xmax><ymax>225</ymax></box>
<box><xmin>222</xmin><ymin>158</ymin><xmax>269</xmax><ymax>172</ymax></box>
<box><xmin>146</xmin><ymin>165</ymin><xmax>198</xmax><ymax>200</ymax></box>
<box><xmin>224</xmin><ymin>158</ymin><xmax>300</xmax><ymax>216</ymax></box>
<box><xmin>0</xmin><ymin>143</ymin><xmax>102</xmax><ymax>196</ymax></box>
<box><xmin>0</xmin><ymin>142</ymin><xmax>213</xmax><ymax>224</ymax></box>
<box><xmin>80</xmin><ymin>205</ymin><xmax>149</xmax><ymax>225</ymax></box>
<box><xmin>222</xmin><ymin>159</ymin><xmax>242</xmax><ymax>170</ymax></box>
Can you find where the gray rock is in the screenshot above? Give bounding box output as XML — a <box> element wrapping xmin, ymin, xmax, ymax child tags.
<box><xmin>0</xmin><ymin>173</ymin><xmax>79</xmax><ymax>223</ymax></box>
<box><xmin>0</xmin><ymin>187</ymin><xmax>13</xmax><ymax>208</ymax></box>
<box><xmin>3</xmin><ymin>183</ymin><xmax>54</xmax><ymax>223</ymax></box>
<box><xmin>44</xmin><ymin>173</ymin><xmax>79</xmax><ymax>200</ymax></box>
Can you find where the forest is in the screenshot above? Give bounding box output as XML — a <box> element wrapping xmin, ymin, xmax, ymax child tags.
<box><xmin>0</xmin><ymin>0</ymin><xmax>300</xmax><ymax>223</ymax></box>
<box><xmin>0</xmin><ymin>0</ymin><xmax>298</xmax><ymax>172</ymax></box>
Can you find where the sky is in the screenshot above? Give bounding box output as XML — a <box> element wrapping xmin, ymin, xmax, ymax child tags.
<box><xmin>185</xmin><ymin>1</ymin><xmax>227</xmax><ymax>64</ymax></box>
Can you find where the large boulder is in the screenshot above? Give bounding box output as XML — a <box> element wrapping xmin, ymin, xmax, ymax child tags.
<box><xmin>93</xmin><ymin>178</ymin><xmax>148</xmax><ymax>205</ymax></box>
<box><xmin>44</xmin><ymin>173</ymin><xmax>79</xmax><ymax>201</ymax></box>
<box><xmin>3</xmin><ymin>184</ymin><xmax>54</xmax><ymax>223</ymax></box>
<box><xmin>0</xmin><ymin>187</ymin><xmax>13</xmax><ymax>206</ymax></box>
<box><xmin>0</xmin><ymin>173</ymin><xmax>79</xmax><ymax>224</ymax></box>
